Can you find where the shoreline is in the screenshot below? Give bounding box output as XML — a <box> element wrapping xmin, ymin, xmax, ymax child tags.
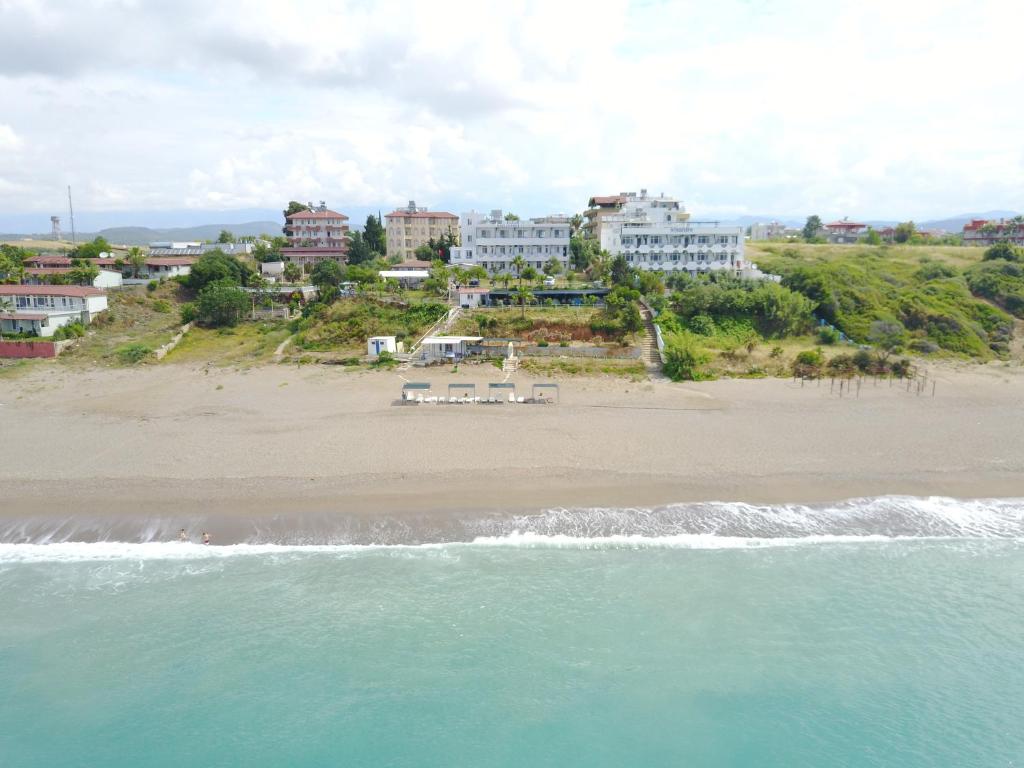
<box><xmin>2</xmin><ymin>362</ymin><xmax>1023</xmax><ymax>543</ymax></box>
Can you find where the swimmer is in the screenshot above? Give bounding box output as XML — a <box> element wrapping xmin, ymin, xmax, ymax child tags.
<box><xmin>179</xmin><ymin>528</ymin><xmax>187</xmax><ymax>542</ymax></box>
<box><xmin>202</xmin><ymin>532</ymin><xmax>211</xmax><ymax>545</ymax></box>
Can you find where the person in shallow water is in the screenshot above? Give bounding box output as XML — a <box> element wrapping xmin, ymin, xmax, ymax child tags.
<box><xmin>202</xmin><ymin>532</ymin><xmax>210</xmax><ymax>545</ymax></box>
<box><xmin>179</xmin><ymin>529</ymin><xmax>187</xmax><ymax>542</ymax></box>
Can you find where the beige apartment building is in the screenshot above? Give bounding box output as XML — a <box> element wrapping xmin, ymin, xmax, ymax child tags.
<box><xmin>384</xmin><ymin>201</ymin><xmax>458</xmax><ymax>261</ymax></box>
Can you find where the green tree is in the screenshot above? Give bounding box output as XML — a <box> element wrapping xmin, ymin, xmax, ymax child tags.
<box><xmin>0</xmin><ymin>244</ymin><xmax>29</xmax><ymax>283</ymax></box>
<box><xmin>497</xmin><ymin>272</ymin><xmax>512</xmax><ymax>289</ymax></box>
<box><xmin>569</xmin><ymin>213</ymin><xmax>583</xmax><ymax>236</ymax></box>
<box><xmin>861</xmin><ymin>228</ymin><xmax>882</xmax><ymax>246</ymax></box>
<box><xmin>217</xmin><ymin>230</ymin><xmax>235</xmax><ymax>244</ymax></box>
<box><xmin>514</xmin><ymin>284</ymin><xmax>534</xmax><ymax>318</ymax></box>
<box><xmin>802</xmin><ymin>215</ymin><xmax>823</xmax><ymax>242</ymax></box>
<box><xmin>0</xmin><ymin>296</ymin><xmax>13</xmax><ymax>339</ymax></box>
<box><xmin>893</xmin><ymin>221</ymin><xmax>916</xmax><ymax>244</ymax></box>
<box><xmin>70</xmin><ymin>236</ymin><xmax>111</xmax><ymax>260</ymax></box>
<box><xmin>543</xmin><ymin>257</ymin><xmax>563</xmax><ymax>278</ymax></box>
<box><xmin>504</xmin><ymin>212</ymin><xmax>520</xmax><ymax>221</ymax></box>
<box><xmin>127</xmin><ymin>246</ymin><xmax>146</xmax><ymax>278</ymax></box>
<box><xmin>283</xmin><ymin>262</ymin><xmax>303</xmax><ymax>283</ymax></box>
<box><xmin>610</xmin><ymin>254</ymin><xmax>631</xmax><ymax>286</ymax></box>
<box><xmin>68</xmin><ymin>263</ymin><xmax>99</xmax><ymax>286</ymax></box>
<box><xmin>511</xmin><ymin>255</ymin><xmax>527</xmax><ymax>287</ymax></box>
<box><xmin>521</xmin><ymin>266</ymin><xmax>539</xmax><ymax>286</ymax></box>
<box><xmin>282</xmin><ymin>201</ymin><xmax>310</xmax><ymax>236</ymax></box>
<box><xmin>195</xmin><ymin>282</ymin><xmax>249</xmax><ymax>327</ymax></box>
<box><xmin>868</xmin><ymin>319</ymin><xmax>906</xmax><ymax>362</ymax></box>
<box><xmin>185</xmin><ymin>250</ymin><xmax>254</xmax><ymax>291</ymax></box>
<box><xmin>425</xmin><ymin>229</ymin><xmax>459</xmax><ymax>262</ymax></box>
<box><xmin>363</xmin><ymin>214</ymin><xmax>386</xmax><ymax>256</ymax></box>
<box><xmin>346</xmin><ymin>231</ymin><xmax>375</xmax><ymax>265</ymax></box>
<box><xmin>310</xmin><ymin>259</ymin><xmax>344</xmax><ymax>291</ymax></box>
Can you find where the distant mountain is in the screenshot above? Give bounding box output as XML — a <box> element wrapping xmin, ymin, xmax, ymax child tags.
<box><xmin>88</xmin><ymin>221</ymin><xmax>282</xmax><ymax>246</ymax></box>
<box><xmin>918</xmin><ymin>211</ymin><xmax>1020</xmax><ymax>233</ymax></box>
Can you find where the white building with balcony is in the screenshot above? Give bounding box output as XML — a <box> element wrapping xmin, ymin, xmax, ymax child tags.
<box><xmin>0</xmin><ymin>285</ymin><xmax>109</xmax><ymax>337</ymax></box>
<box><xmin>449</xmin><ymin>210</ymin><xmax>571</xmax><ymax>276</ymax></box>
<box><xmin>594</xmin><ymin>191</ymin><xmax>751</xmax><ymax>277</ymax></box>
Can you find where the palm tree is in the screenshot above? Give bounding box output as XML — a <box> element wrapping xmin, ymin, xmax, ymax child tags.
<box><xmin>514</xmin><ymin>285</ymin><xmax>534</xmax><ymax>319</ymax></box>
<box><xmin>497</xmin><ymin>273</ymin><xmax>512</xmax><ymax>290</ymax></box>
<box><xmin>511</xmin><ymin>255</ymin><xmax>526</xmax><ymax>287</ymax></box>
<box><xmin>570</xmin><ymin>213</ymin><xmax>583</xmax><ymax>236</ymax></box>
<box><xmin>128</xmin><ymin>246</ymin><xmax>146</xmax><ymax>278</ymax></box>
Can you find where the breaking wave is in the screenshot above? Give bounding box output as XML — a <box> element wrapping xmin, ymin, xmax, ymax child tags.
<box><xmin>0</xmin><ymin>496</ymin><xmax>1021</xmax><ymax>562</ymax></box>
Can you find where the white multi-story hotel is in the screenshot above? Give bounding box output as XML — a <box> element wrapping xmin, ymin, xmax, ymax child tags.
<box><xmin>588</xmin><ymin>190</ymin><xmax>753</xmax><ymax>277</ymax></box>
<box><xmin>449</xmin><ymin>210</ymin><xmax>571</xmax><ymax>275</ymax></box>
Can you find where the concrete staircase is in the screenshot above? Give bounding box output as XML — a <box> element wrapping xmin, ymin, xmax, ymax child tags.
<box><xmin>638</xmin><ymin>307</ymin><xmax>663</xmax><ymax>369</ymax></box>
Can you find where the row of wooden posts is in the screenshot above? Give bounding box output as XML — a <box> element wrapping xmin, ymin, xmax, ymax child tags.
<box><xmin>795</xmin><ymin>372</ymin><xmax>937</xmax><ymax>397</ymax></box>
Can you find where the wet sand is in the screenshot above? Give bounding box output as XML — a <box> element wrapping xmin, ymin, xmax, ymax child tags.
<box><xmin>1</xmin><ymin>361</ymin><xmax>1022</xmax><ymax>542</ymax></box>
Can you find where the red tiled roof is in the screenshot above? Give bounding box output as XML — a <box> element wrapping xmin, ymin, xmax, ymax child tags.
<box><xmin>146</xmin><ymin>257</ymin><xmax>196</xmax><ymax>266</ymax></box>
<box><xmin>385</xmin><ymin>210</ymin><xmax>458</xmax><ymax>219</ymax></box>
<box><xmin>26</xmin><ymin>267</ymin><xmax>74</xmax><ymax>274</ymax></box>
<box><xmin>393</xmin><ymin>259</ymin><xmax>433</xmax><ymax>269</ymax></box>
<box><xmin>280</xmin><ymin>247</ymin><xmax>346</xmax><ymax>254</ymax></box>
<box><xmin>588</xmin><ymin>195</ymin><xmax>626</xmax><ymax>206</ymax></box>
<box><xmin>458</xmin><ymin>287</ymin><xmax>490</xmax><ymax>294</ymax></box>
<box><xmin>0</xmin><ymin>312</ymin><xmax>48</xmax><ymax>321</ymax></box>
<box><xmin>285</xmin><ymin>209</ymin><xmax>348</xmax><ymax>220</ymax></box>
<box><xmin>26</xmin><ymin>256</ymin><xmax>72</xmax><ymax>266</ymax></box>
<box><xmin>825</xmin><ymin>221</ymin><xmax>866</xmax><ymax>228</ymax></box>
<box><xmin>0</xmin><ymin>285</ymin><xmax>104</xmax><ymax>297</ymax></box>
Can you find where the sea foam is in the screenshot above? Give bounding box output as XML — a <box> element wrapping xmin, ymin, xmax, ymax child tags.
<box><xmin>1</xmin><ymin>495</ymin><xmax>1022</xmax><ymax>562</ymax></box>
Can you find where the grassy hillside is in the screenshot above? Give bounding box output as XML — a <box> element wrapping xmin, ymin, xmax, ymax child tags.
<box><xmin>751</xmin><ymin>243</ymin><xmax>1013</xmax><ymax>359</ymax></box>
<box><xmin>292</xmin><ymin>298</ymin><xmax>447</xmax><ymax>353</ymax></box>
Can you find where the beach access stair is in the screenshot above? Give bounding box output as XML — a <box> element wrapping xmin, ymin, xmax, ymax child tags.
<box><xmin>404</xmin><ymin>307</ymin><xmax>462</xmax><ymax>360</ymax></box>
<box><xmin>638</xmin><ymin>305</ymin><xmax>663</xmax><ymax>369</ymax></box>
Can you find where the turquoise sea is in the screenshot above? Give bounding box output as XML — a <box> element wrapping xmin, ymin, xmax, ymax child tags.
<box><xmin>1</xmin><ymin>497</ymin><xmax>1022</xmax><ymax>767</ymax></box>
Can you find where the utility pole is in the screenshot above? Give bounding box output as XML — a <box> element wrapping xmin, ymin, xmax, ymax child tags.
<box><xmin>67</xmin><ymin>186</ymin><xmax>77</xmax><ymax>246</ymax></box>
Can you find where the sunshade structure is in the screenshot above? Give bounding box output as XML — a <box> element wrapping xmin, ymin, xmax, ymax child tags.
<box><xmin>447</xmin><ymin>383</ymin><xmax>477</xmax><ymax>400</ymax></box>
<box><xmin>531</xmin><ymin>383</ymin><xmax>560</xmax><ymax>403</ymax></box>
<box><xmin>401</xmin><ymin>382</ymin><xmax>431</xmax><ymax>403</ymax></box>
<box><xmin>487</xmin><ymin>382</ymin><xmax>516</xmax><ymax>400</ymax></box>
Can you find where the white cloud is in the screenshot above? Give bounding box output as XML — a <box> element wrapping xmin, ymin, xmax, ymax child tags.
<box><xmin>0</xmin><ymin>0</ymin><xmax>1022</xmax><ymax>225</ymax></box>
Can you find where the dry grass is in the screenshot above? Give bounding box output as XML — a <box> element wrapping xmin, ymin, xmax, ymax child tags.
<box><xmin>166</xmin><ymin>322</ymin><xmax>293</xmax><ymax>367</ymax></box>
<box><xmin>747</xmin><ymin>241</ymin><xmax>984</xmax><ymax>269</ymax></box>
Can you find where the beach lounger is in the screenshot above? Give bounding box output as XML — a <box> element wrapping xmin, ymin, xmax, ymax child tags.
<box><xmin>416</xmin><ymin>395</ymin><xmax>424</xmax><ymax>404</ymax></box>
<box><xmin>517</xmin><ymin>396</ymin><xmax>525</xmax><ymax>403</ymax></box>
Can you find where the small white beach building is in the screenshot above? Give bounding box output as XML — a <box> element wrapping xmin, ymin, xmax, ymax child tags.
<box><xmin>456</xmin><ymin>287</ymin><xmax>490</xmax><ymax>308</ymax></box>
<box><xmin>419</xmin><ymin>336</ymin><xmax>482</xmax><ymax>362</ymax></box>
<box><xmin>367</xmin><ymin>336</ymin><xmax>398</xmax><ymax>357</ymax></box>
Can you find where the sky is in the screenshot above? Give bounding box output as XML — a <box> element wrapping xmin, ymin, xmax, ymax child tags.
<box><xmin>0</xmin><ymin>0</ymin><xmax>1022</xmax><ymax>231</ymax></box>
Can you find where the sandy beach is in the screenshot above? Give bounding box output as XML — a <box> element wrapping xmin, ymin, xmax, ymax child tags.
<box><xmin>1</xmin><ymin>360</ymin><xmax>1022</xmax><ymax>542</ymax></box>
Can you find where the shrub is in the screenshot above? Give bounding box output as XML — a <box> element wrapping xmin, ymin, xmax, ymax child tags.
<box><xmin>180</xmin><ymin>303</ymin><xmax>197</xmax><ymax>324</ymax></box>
<box><xmin>53</xmin><ymin>321</ymin><xmax>85</xmax><ymax>340</ymax></box>
<box><xmin>817</xmin><ymin>325</ymin><xmax>840</xmax><ymax>345</ymax></box>
<box><xmin>663</xmin><ymin>336</ymin><xmax>711</xmax><ymax>381</ymax></box>
<box><xmin>826</xmin><ymin>353</ymin><xmax>857</xmax><ymax>375</ymax></box>
<box><xmin>195</xmin><ymin>282</ymin><xmax>249</xmax><ymax>327</ymax></box>
<box><xmin>770</xmin><ymin>346</ymin><xmax>783</xmax><ymax>358</ymax></box>
<box><xmin>689</xmin><ymin>314</ymin><xmax>716</xmax><ymax>335</ymax></box>
<box><xmin>116</xmin><ymin>344</ymin><xmax>151</xmax><ymax>364</ymax></box>
<box><xmin>151</xmin><ymin>299</ymin><xmax>172</xmax><ymax>313</ymax></box>
<box><xmin>146</xmin><ymin>280</ymin><xmax>158</xmax><ymax>292</ymax></box>
<box><xmin>792</xmin><ymin>348</ymin><xmax>824</xmax><ymax>378</ymax></box>
<box><xmin>853</xmin><ymin>349</ymin><xmax>874</xmax><ymax>371</ymax></box>
<box><xmin>537</xmin><ymin>340</ymin><xmax>549</xmax><ymax>347</ymax></box>
<box><xmin>982</xmin><ymin>243</ymin><xmax>1022</xmax><ymax>263</ymax></box>
<box><xmin>916</xmin><ymin>262</ymin><xmax>957</xmax><ymax>281</ymax></box>
<box><xmin>890</xmin><ymin>358</ymin><xmax>913</xmax><ymax>378</ymax></box>
<box><xmin>559</xmin><ymin>340</ymin><xmax>569</xmax><ymax>347</ymax></box>
<box><xmin>909</xmin><ymin>338</ymin><xmax>939</xmax><ymax>354</ymax></box>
